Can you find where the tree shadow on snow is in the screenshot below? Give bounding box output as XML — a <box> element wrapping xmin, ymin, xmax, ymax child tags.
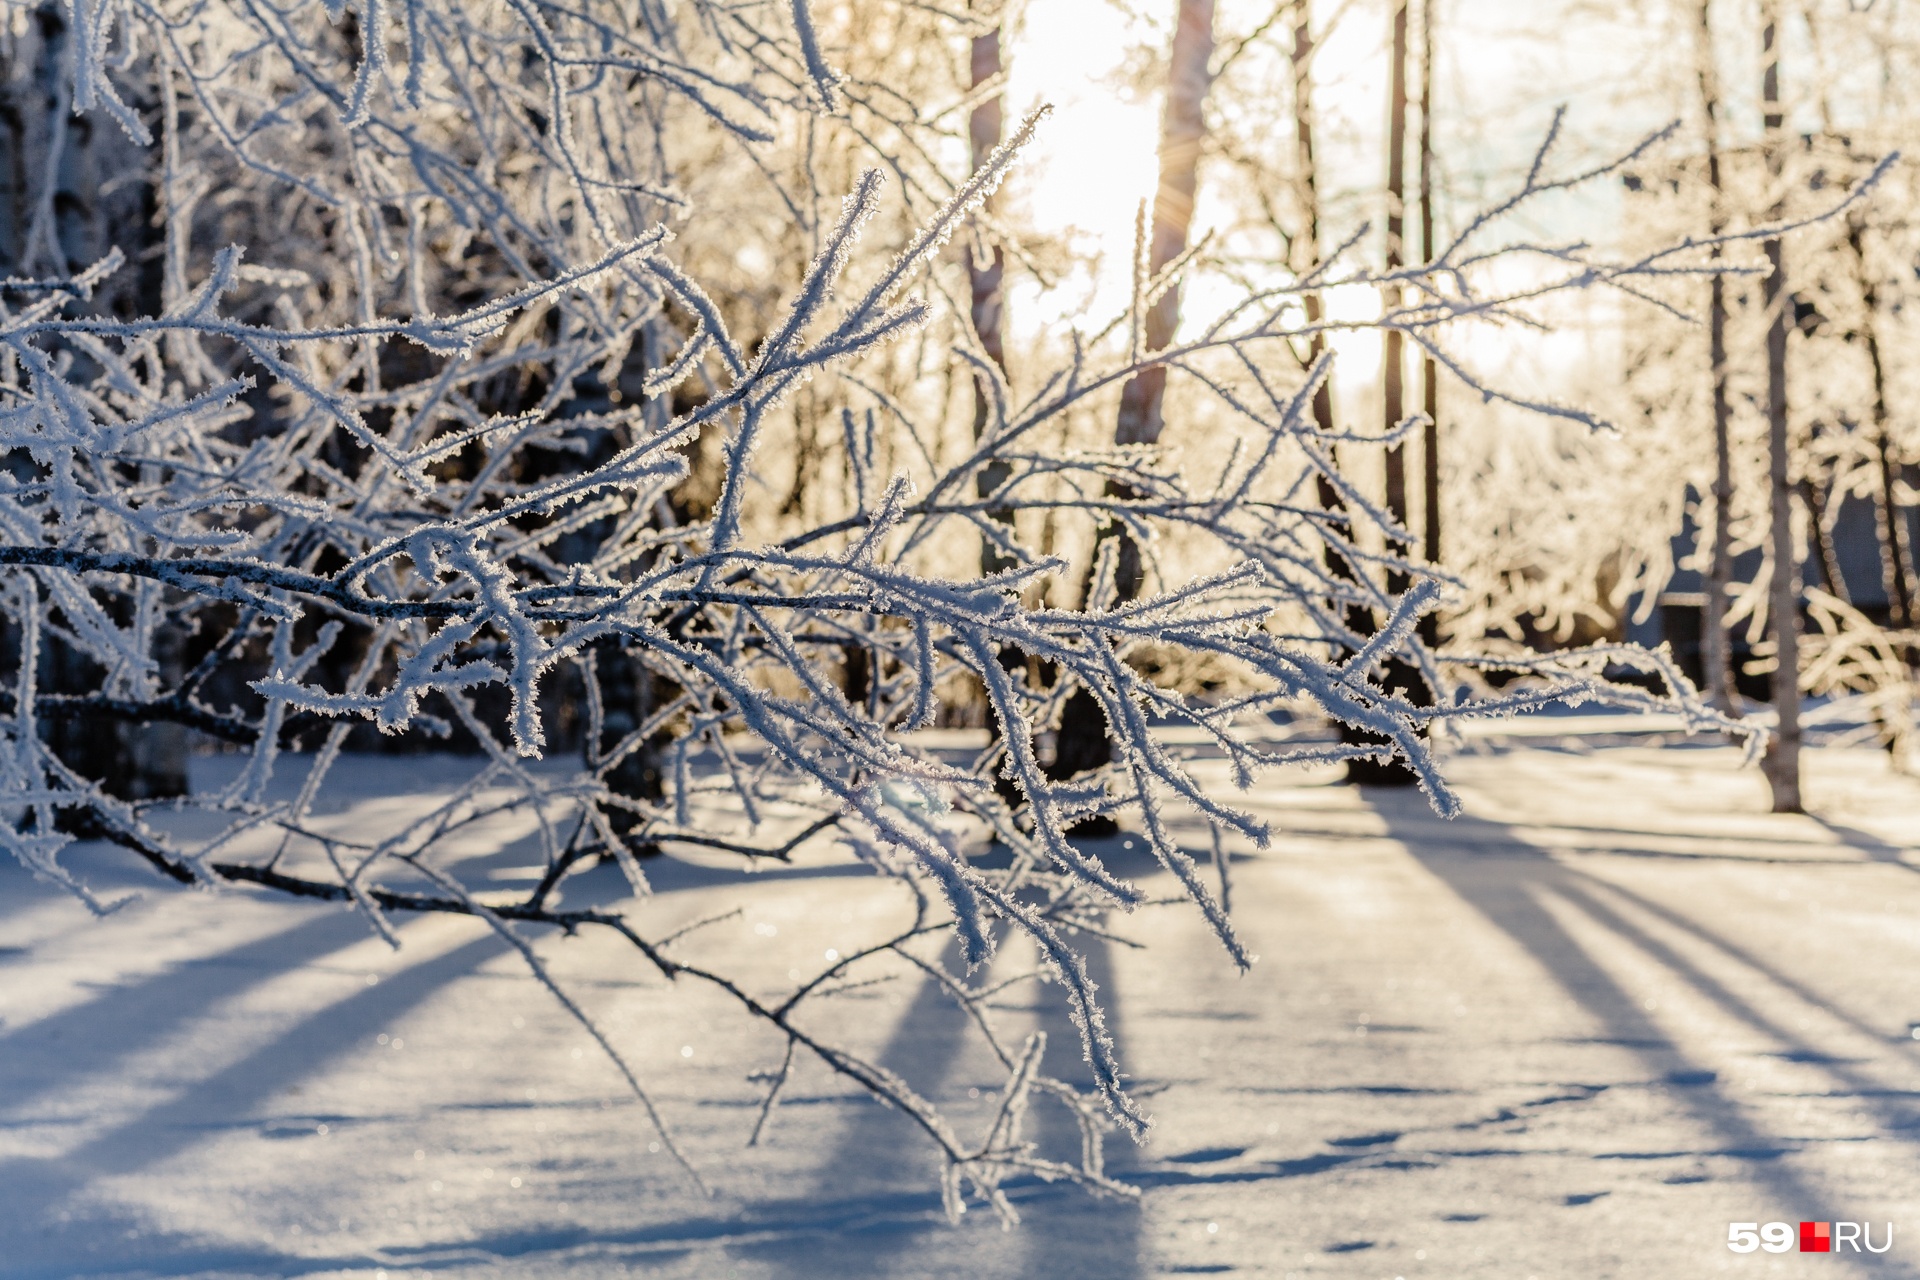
<box><xmin>0</xmin><ymin>907</ymin><xmax>382</xmax><ymax>1119</ymax></box>
<box><xmin>1363</xmin><ymin>785</ymin><xmax>1915</xmax><ymax>1250</ymax></box>
<box><xmin>735</xmin><ymin>931</ymin><xmax>1147</xmax><ymax>1280</ymax></box>
<box><xmin>0</xmin><ymin>924</ymin><xmax>507</xmax><ymax>1280</ymax></box>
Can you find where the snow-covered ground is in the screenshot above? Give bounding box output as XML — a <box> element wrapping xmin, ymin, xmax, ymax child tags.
<box><xmin>6</xmin><ymin>741</ymin><xmax>1920</xmax><ymax>1279</ymax></box>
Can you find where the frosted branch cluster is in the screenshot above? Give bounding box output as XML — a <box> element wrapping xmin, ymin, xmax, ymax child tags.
<box><xmin>0</xmin><ymin>0</ymin><xmax>1794</xmax><ymax>1210</ymax></box>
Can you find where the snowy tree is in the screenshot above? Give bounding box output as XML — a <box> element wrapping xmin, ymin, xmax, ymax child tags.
<box><xmin>0</xmin><ymin>0</ymin><xmax>1822</xmax><ymax>1212</ymax></box>
<box><xmin>1589</xmin><ymin>0</ymin><xmax>1920</xmax><ymax>775</ymax></box>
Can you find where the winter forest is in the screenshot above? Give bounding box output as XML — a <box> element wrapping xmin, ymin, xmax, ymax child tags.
<box><xmin>4</xmin><ymin>0</ymin><xmax>1920</xmax><ymax>1274</ymax></box>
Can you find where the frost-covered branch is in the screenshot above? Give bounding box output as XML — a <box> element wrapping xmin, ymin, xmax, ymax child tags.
<box><xmin>0</xmin><ymin>0</ymin><xmax>1812</xmax><ymax>1216</ymax></box>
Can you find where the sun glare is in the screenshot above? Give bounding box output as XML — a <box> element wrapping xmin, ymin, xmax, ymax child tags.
<box><xmin>1006</xmin><ymin>0</ymin><xmax>1160</xmax><ymax>324</ymax></box>
<box><xmin>1006</xmin><ymin>0</ymin><xmax>1378</xmax><ymax>338</ymax></box>
<box><xmin>1003</xmin><ymin>0</ymin><xmax>1615</xmax><ymax>402</ymax></box>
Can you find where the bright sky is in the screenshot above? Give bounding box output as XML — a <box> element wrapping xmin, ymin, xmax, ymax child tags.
<box><xmin>998</xmin><ymin>0</ymin><xmax>1673</xmax><ymax>394</ymax></box>
<box><xmin>1002</xmin><ymin>0</ymin><xmax>1161</xmax><ymax>324</ymax></box>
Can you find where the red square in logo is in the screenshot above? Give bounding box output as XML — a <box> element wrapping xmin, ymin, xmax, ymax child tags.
<box><xmin>1801</xmin><ymin>1221</ymin><xmax>1831</xmax><ymax>1253</ymax></box>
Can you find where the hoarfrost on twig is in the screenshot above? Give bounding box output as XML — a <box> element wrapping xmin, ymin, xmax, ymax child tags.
<box><xmin>3</xmin><ymin>0</ymin><xmax>1851</xmax><ymax>1212</ymax></box>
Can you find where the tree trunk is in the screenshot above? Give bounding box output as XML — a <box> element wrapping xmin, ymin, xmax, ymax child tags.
<box><xmin>966</xmin><ymin>9</ymin><xmax>1034</xmax><ymax>800</ymax></box>
<box><xmin>594</xmin><ymin>320</ymin><xmax>685</xmax><ymax>838</ymax></box>
<box><xmin>11</xmin><ymin>4</ymin><xmax>188</xmax><ymax>802</ymax></box>
<box><xmin>1111</xmin><ymin>0</ymin><xmax>1216</xmax><ymax>458</ymax></box>
<box><xmin>592</xmin><ymin>641</ymin><xmax>667</xmax><ymax>841</ymax></box>
<box><xmin>1845</xmin><ymin>215</ymin><xmax>1914</xmax><ymax>631</ymax></box>
<box><xmin>970</xmin><ymin>11</ymin><xmax>1013</xmax><ymax>572</ymax></box>
<box><xmin>1760</xmin><ymin>5</ymin><xmax>1802</xmax><ymax>812</ymax></box>
<box><xmin>1418</xmin><ymin>0</ymin><xmax>1440</xmax><ymax>595</ymax></box>
<box><xmin>1799</xmin><ymin>475</ymin><xmax>1845</xmax><ymax>603</ymax></box>
<box><xmin>1283</xmin><ymin>0</ymin><xmax>1420</xmax><ymax>786</ymax></box>
<box><xmin>1695</xmin><ymin>0</ymin><xmax>1738</xmax><ymax>714</ymax></box>
<box><xmin>1050</xmin><ymin>0</ymin><xmax>1214</xmax><ymax>792</ymax></box>
<box><xmin>1291</xmin><ymin>2</ymin><xmax>1337</xmax><ymax>444</ymax></box>
<box><xmin>1382</xmin><ymin>0</ymin><xmax>1410</xmax><ymax>576</ymax></box>
<box><xmin>1337</xmin><ymin>0</ymin><xmax>1427</xmax><ymax>786</ymax></box>
<box><xmin>1291</xmin><ymin>1</ymin><xmax>1359</xmax><ymax>611</ymax></box>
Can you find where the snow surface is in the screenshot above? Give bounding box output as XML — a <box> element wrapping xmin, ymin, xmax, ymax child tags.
<box><xmin>6</xmin><ymin>741</ymin><xmax>1920</xmax><ymax>1279</ymax></box>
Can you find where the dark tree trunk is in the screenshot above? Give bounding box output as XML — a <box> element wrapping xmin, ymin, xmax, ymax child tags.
<box><xmin>1284</xmin><ymin>0</ymin><xmax>1413</xmax><ymax>785</ymax></box>
<box><xmin>13</xmin><ymin>5</ymin><xmax>188</xmax><ymax>802</ymax></box>
<box><xmin>1110</xmin><ymin>0</ymin><xmax>1215</xmax><ymax>455</ymax></box>
<box><xmin>1846</xmin><ymin>216</ymin><xmax>1915</xmax><ymax>632</ymax></box>
<box><xmin>593</xmin><ymin>320</ymin><xmax>687</xmax><ymax>839</ymax></box>
<box><xmin>43</xmin><ymin>622</ymin><xmax>190</xmax><ymax>802</ymax></box>
<box><xmin>1291</xmin><ymin>2</ymin><xmax>1360</xmax><ymax>613</ymax></box>
<box><xmin>1798</xmin><ymin>475</ymin><xmax>1845</xmax><ymax>603</ymax></box>
<box><xmin>1340</xmin><ymin>0</ymin><xmax>1427</xmax><ymax>786</ymax></box>
<box><xmin>591</xmin><ymin>641</ymin><xmax>667</xmax><ymax>841</ymax></box>
<box><xmin>1291</xmin><ymin>0</ymin><xmax>1336</xmax><ymax>443</ymax></box>
<box><xmin>970</xmin><ymin>17</ymin><xmax>1009</xmax><ymax>434</ymax></box>
<box><xmin>1759</xmin><ymin>4</ymin><xmax>1802</xmax><ymax>812</ymax></box>
<box><xmin>1418</xmin><ymin>0</ymin><xmax>1440</xmax><ymax>598</ymax></box>
<box><xmin>966</xmin><ymin>8</ymin><xmax>1033</xmax><ymax>803</ymax></box>
<box><xmin>969</xmin><ymin>16</ymin><xmax>1012</xmax><ymax>572</ymax></box>
<box><xmin>1382</xmin><ymin>0</ymin><xmax>1410</xmax><ymax>579</ymax></box>
<box><xmin>1695</xmin><ymin>0</ymin><xmax>1738</xmax><ymax>713</ymax></box>
<box><xmin>1050</xmin><ymin>0</ymin><xmax>1215</xmax><ymax>797</ymax></box>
